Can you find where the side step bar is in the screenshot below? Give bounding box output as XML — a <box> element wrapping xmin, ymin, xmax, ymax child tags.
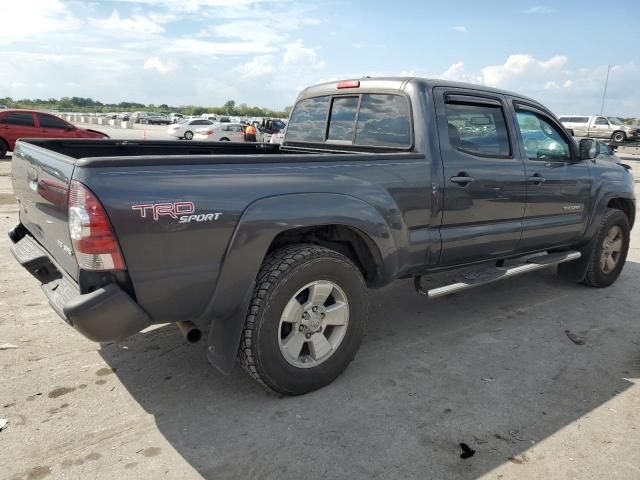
<box><xmin>415</xmin><ymin>251</ymin><xmax>581</xmax><ymax>299</ymax></box>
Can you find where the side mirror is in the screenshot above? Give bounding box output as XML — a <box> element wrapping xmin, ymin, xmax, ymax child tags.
<box><xmin>578</xmin><ymin>138</ymin><xmax>597</xmax><ymax>160</ymax></box>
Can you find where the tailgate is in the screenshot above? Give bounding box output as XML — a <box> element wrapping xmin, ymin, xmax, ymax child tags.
<box><xmin>11</xmin><ymin>141</ymin><xmax>79</xmax><ymax>279</ymax></box>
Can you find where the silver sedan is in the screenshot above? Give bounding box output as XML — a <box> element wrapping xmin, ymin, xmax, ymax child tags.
<box><xmin>167</xmin><ymin>119</ymin><xmax>215</xmax><ymax>140</ymax></box>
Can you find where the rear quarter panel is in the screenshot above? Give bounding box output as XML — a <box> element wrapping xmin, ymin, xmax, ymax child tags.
<box><xmin>74</xmin><ymin>154</ymin><xmax>434</xmax><ymax>324</ymax></box>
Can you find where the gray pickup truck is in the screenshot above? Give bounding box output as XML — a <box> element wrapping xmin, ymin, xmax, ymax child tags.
<box><xmin>9</xmin><ymin>77</ymin><xmax>636</xmax><ymax>395</ymax></box>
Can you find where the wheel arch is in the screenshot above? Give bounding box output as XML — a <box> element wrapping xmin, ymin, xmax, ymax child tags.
<box><xmin>266</xmin><ymin>224</ymin><xmax>385</xmax><ymax>288</ymax></box>
<box><xmin>608</xmin><ymin>197</ymin><xmax>635</xmax><ymax>228</ymax></box>
<box><xmin>202</xmin><ymin>193</ymin><xmax>398</xmax><ymax>374</ymax></box>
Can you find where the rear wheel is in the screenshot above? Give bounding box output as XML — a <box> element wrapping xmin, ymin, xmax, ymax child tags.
<box><xmin>612</xmin><ymin>131</ymin><xmax>626</xmax><ymax>143</ymax></box>
<box><xmin>183</xmin><ymin>130</ymin><xmax>193</xmax><ymax>140</ymax></box>
<box><xmin>239</xmin><ymin>244</ymin><xmax>368</xmax><ymax>395</ymax></box>
<box><xmin>220</xmin><ymin>137</ymin><xmax>230</xmax><ymax>141</ymax></box>
<box><xmin>582</xmin><ymin>208</ymin><xmax>630</xmax><ymax>287</ymax></box>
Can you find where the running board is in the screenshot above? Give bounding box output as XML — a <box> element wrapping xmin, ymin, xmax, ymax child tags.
<box><xmin>415</xmin><ymin>251</ymin><xmax>581</xmax><ymax>299</ymax></box>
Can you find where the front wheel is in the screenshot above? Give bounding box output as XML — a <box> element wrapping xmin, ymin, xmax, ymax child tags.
<box><xmin>183</xmin><ymin>130</ymin><xmax>193</xmax><ymax>140</ymax></box>
<box><xmin>239</xmin><ymin>245</ymin><xmax>368</xmax><ymax>395</ymax></box>
<box><xmin>582</xmin><ymin>208</ymin><xmax>630</xmax><ymax>287</ymax></box>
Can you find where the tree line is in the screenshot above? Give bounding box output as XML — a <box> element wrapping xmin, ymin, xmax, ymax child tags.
<box><xmin>0</xmin><ymin>96</ymin><xmax>292</xmax><ymax>118</ymax></box>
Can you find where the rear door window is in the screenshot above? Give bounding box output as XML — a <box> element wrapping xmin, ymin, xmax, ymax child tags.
<box><xmin>444</xmin><ymin>102</ymin><xmax>511</xmax><ymax>157</ymax></box>
<box><xmin>286</xmin><ymin>96</ymin><xmax>330</xmax><ymax>143</ymax></box>
<box><xmin>0</xmin><ymin>112</ymin><xmax>35</xmax><ymax>127</ymax></box>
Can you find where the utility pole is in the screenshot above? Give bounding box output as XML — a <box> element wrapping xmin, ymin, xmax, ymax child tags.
<box><xmin>600</xmin><ymin>64</ymin><xmax>611</xmax><ymax>115</ymax></box>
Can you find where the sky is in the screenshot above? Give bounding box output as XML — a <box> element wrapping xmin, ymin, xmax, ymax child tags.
<box><xmin>0</xmin><ymin>0</ymin><xmax>639</xmax><ymax>116</ymax></box>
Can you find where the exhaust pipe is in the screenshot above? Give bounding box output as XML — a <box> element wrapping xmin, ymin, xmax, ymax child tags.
<box><xmin>176</xmin><ymin>320</ymin><xmax>202</xmax><ymax>343</ymax></box>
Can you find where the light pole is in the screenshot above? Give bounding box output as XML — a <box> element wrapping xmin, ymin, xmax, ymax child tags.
<box><xmin>600</xmin><ymin>64</ymin><xmax>611</xmax><ymax>115</ymax></box>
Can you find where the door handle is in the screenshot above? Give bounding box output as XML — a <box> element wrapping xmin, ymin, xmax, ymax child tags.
<box><xmin>528</xmin><ymin>174</ymin><xmax>546</xmax><ymax>184</ymax></box>
<box><xmin>450</xmin><ymin>173</ymin><xmax>475</xmax><ymax>186</ymax></box>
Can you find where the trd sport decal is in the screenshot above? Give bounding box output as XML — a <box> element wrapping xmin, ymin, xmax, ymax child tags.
<box><xmin>131</xmin><ymin>202</ymin><xmax>222</xmax><ymax>223</ymax></box>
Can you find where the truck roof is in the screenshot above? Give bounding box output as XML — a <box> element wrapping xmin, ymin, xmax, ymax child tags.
<box><xmin>299</xmin><ymin>76</ymin><xmax>539</xmax><ymax>105</ymax></box>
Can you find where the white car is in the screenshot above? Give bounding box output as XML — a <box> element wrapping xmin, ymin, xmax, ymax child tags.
<box><xmin>167</xmin><ymin>118</ymin><xmax>215</xmax><ymax>140</ymax></box>
<box><xmin>193</xmin><ymin>123</ymin><xmax>245</xmax><ymax>142</ymax></box>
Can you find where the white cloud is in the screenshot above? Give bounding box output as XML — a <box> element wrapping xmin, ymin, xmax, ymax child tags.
<box><xmin>452</xmin><ymin>26</ymin><xmax>467</xmax><ymax>33</ymax></box>
<box><xmin>426</xmin><ymin>56</ymin><xmax>640</xmax><ymax>116</ymax></box>
<box><xmin>166</xmin><ymin>38</ymin><xmax>276</xmax><ymax>55</ymax></box>
<box><xmin>283</xmin><ymin>41</ymin><xmax>325</xmax><ymax>69</ymax></box>
<box><xmin>0</xmin><ymin>0</ymin><xmax>80</xmax><ymax>45</ymax></box>
<box><xmin>92</xmin><ymin>10</ymin><xmax>165</xmax><ymax>34</ymax></box>
<box><xmin>213</xmin><ymin>20</ymin><xmax>280</xmax><ymax>44</ymax></box>
<box><xmin>144</xmin><ymin>57</ymin><xmax>175</xmax><ymax>73</ymax></box>
<box><xmin>479</xmin><ymin>54</ymin><xmax>568</xmax><ymax>87</ymax></box>
<box><xmin>236</xmin><ymin>55</ymin><xmax>275</xmax><ymax>78</ymax></box>
<box><xmin>440</xmin><ymin>62</ymin><xmax>465</xmax><ymax>79</ymax></box>
<box><xmin>351</xmin><ymin>43</ymin><xmax>364</xmax><ymax>49</ymax></box>
<box><xmin>104</xmin><ymin>0</ymin><xmax>261</xmax><ymax>13</ymax></box>
<box><xmin>522</xmin><ymin>6</ymin><xmax>554</xmax><ymax>14</ymax></box>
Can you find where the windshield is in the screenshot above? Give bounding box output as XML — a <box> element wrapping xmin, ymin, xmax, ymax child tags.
<box><xmin>608</xmin><ymin>117</ymin><xmax>623</xmax><ymax>125</ymax></box>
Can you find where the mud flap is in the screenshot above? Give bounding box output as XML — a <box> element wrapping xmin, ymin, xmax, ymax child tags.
<box><xmin>557</xmin><ymin>238</ymin><xmax>594</xmax><ymax>283</ymax></box>
<box><xmin>205</xmin><ymin>280</ymin><xmax>256</xmax><ymax>375</ymax></box>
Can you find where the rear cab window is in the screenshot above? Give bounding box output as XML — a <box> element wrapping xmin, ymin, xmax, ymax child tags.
<box><xmin>285</xmin><ymin>92</ymin><xmax>412</xmax><ymax>148</ymax></box>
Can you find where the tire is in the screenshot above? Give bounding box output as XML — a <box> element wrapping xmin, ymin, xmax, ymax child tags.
<box><xmin>0</xmin><ymin>139</ymin><xmax>7</xmax><ymax>158</ymax></box>
<box><xmin>183</xmin><ymin>131</ymin><xmax>193</xmax><ymax>140</ymax></box>
<box><xmin>612</xmin><ymin>131</ymin><xmax>626</xmax><ymax>143</ymax></box>
<box><xmin>220</xmin><ymin>137</ymin><xmax>230</xmax><ymax>141</ymax></box>
<box><xmin>238</xmin><ymin>244</ymin><xmax>368</xmax><ymax>395</ymax></box>
<box><xmin>581</xmin><ymin>208</ymin><xmax>630</xmax><ymax>288</ymax></box>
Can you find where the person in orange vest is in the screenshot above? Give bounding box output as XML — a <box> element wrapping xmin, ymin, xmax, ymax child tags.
<box><xmin>245</xmin><ymin>124</ymin><xmax>257</xmax><ymax>142</ymax></box>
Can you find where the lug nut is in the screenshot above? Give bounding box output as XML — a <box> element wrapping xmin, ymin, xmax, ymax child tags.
<box><xmin>299</xmin><ymin>325</ymin><xmax>304</xmax><ymax>331</ymax></box>
<box><xmin>321</xmin><ymin>313</ymin><xmax>325</xmax><ymax>319</ymax></box>
<box><xmin>302</xmin><ymin>312</ymin><xmax>309</xmax><ymax>319</ymax></box>
<box><xmin>305</xmin><ymin>333</ymin><xmax>312</xmax><ymax>339</ymax></box>
<box><xmin>312</xmin><ymin>306</ymin><xmax>318</xmax><ymax>313</ymax></box>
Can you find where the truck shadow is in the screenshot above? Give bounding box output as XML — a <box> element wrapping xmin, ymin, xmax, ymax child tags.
<box><xmin>98</xmin><ymin>261</ymin><xmax>640</xmax><ymax>479</ymax></box>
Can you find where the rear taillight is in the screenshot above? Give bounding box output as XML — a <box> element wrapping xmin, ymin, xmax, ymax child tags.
<box><xmin>200</xmin><ymin>129</ymin><xmax>214</xmax><ymax>135</ymax></box>
<box><xmin>68</xmin><ymin>180</ymin><xmax>125</xmax><ymax>271</ymax></box>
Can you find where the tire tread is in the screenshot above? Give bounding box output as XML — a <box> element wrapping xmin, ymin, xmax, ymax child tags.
<box><xmin>238</xmin><ymin>244</ymin><xmax>361</xmax><ymax>394</ymax></box>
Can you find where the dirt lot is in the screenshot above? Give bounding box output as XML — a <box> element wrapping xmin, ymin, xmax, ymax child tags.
<box><xmin>1</xmin><ymin>153</ymin><xmax>640</xmax><ymax>480</ymax></box>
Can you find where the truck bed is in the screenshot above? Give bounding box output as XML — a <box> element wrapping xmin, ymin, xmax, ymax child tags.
<box><xmin>18</xmin><ymin>139</ymin><xmax>399</xmax><ymax>167</ymax></box>
<box><xmin>11</xmin><ymin>138</ymin><xmax>432</xmax><ymax>330</ymax></box>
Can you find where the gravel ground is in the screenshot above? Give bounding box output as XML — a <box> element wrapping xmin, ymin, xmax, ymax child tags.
<box><xmin>0</xmin><ymin>154</ymin><xmax>639</xmax><ymax>480</ymax></box>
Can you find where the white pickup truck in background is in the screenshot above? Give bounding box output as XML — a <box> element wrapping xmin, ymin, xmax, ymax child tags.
<box><xmin>559</xmin><ymin>115</ymin><xmax>639</xmax><ymax>143</ymax></box>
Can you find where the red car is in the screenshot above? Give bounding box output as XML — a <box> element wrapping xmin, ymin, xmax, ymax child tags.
<box><xmin>0</xmin><ymin>109</ymin><xmax>108</xmax><ymax>158</ymax></box>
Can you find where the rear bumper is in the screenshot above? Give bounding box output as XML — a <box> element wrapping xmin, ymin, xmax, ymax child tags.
<box><xmin>10</xmin><ymin>231</ymin><xmax>151</xmax><ymax>342</ymax></box>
